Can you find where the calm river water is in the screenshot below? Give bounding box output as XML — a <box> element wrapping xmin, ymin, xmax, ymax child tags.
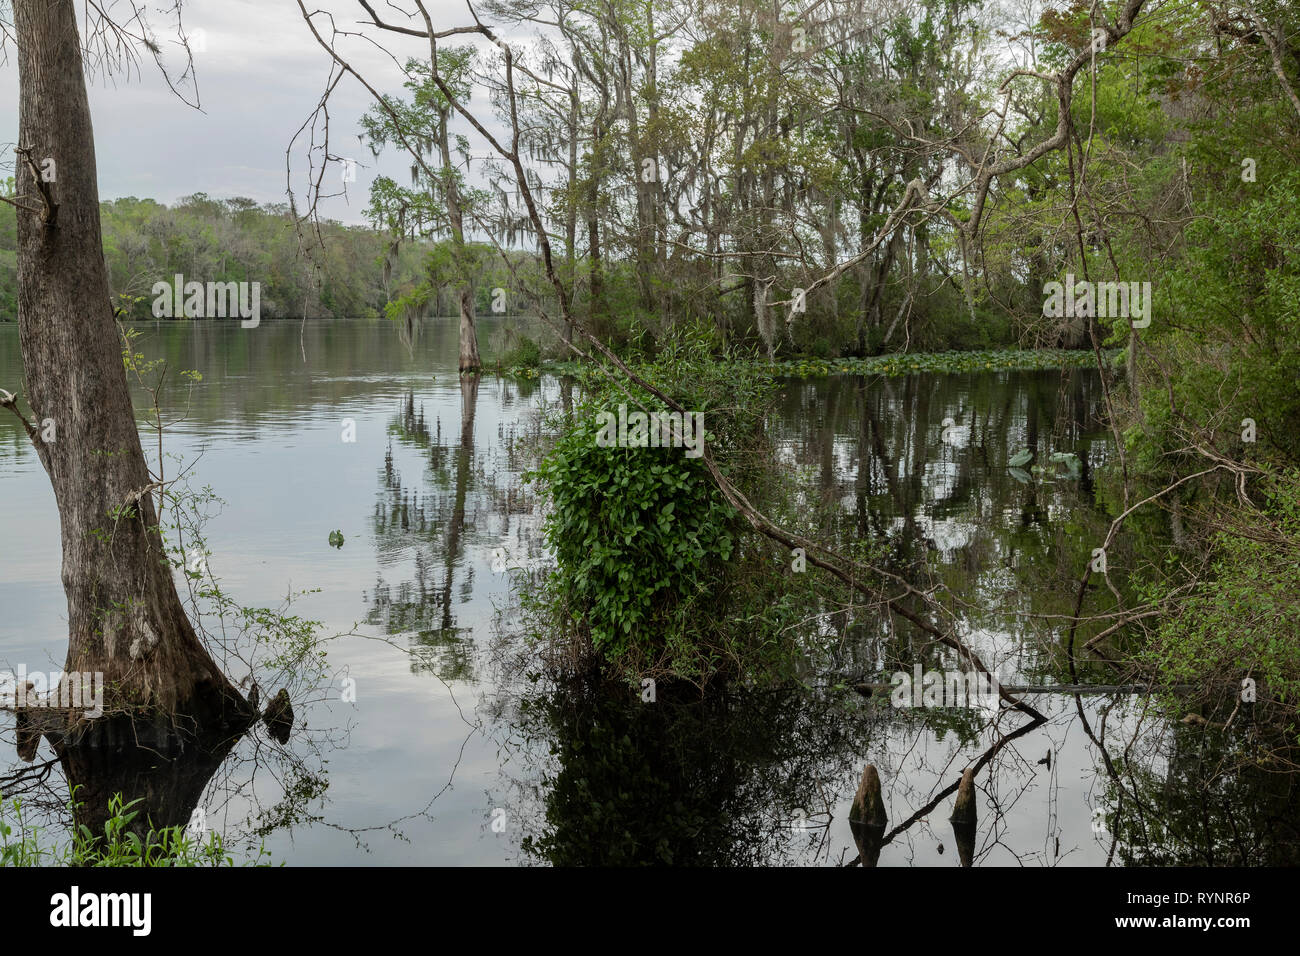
<box><xmin>0</xmin><ymin>318</ymin><xmax>1293</xmax><ymax>865</ymax></box>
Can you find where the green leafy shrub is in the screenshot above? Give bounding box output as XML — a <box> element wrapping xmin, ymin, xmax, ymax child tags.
<box><xmin>1133</xmin><ymin>469</ymin><xmax>1300</xmax><ymax>736</ymax></box>
<box><xmin>529</xmin><ymin>401</ymin><xmax>736</xmax><ymax>661</ymax></box>
<box><xmin>504</xmin><ymin>334</ymin><xmax>542</xmax><ymax>370</ymax></box>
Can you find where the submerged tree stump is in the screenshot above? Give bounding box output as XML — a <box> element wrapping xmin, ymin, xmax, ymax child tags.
<box><xmin>849</xmin><ymin>764</ymin><xmax>887</xmax><ymax>827</ymax></box>
<box><xmin>950</xmin><ymin>767</ymin><xmax>977</xmax><ymax>867</ymax></box>
<box><xmin>950</xmin><ymin>768</ymin><xmax>977</xmax><ymax>826</ymax></box>
<box><xmin>849</xmin><ymin>764</ymin><xmax>888</xmax><ymax>867</ymax></box>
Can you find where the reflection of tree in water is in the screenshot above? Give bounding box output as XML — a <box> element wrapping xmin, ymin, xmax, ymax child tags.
<box><xmin>365</xmin><ymin>383</ymin><xmax>482</xmax><ymax>683</ymax></box>
<box><xmin>1095</xmin><ymin>707</ymin><xmax>1300</xmax><ymax>866</ymax></box>
<box><xmin>459</xmin><ymin>370</ymin><xmax>1067</xmax><ymax>866</ymax></box>
<box><xmin>499</xmin><ymin>671</ymin><xmax>883</xmax><ymax>866</ymax></box>
<box><xmin>364</xmin><ymin>379</ymin><xmax>551</xmax><ymax>686</ymax></box>
<box><xmin>4</xmin><ymin>721</ymin><xmax>244</xmax><ymax>837</ymax></box>
<box><xmin>2</xmin><ymin>698</ymin><xmax>335</xmax><ymax>860</ymax></box>
<box><xmin>774</xmin><ymin>368</ymin><xmax>1118</xmax><ymax>685</ymax></box>
<box><xmin>483</xmin><ymin>653</ymin><xmax>1069</xmax><ymax>866</ymax></box>
<box><xmin>492</xmin><ymin>676</ymin><xmax>1300</xmax><ymax>868</ymax></box>
<box><xmin>477</xmin><ymin>367</ymin><xmax>1298</xmax><ymax>867</ymax></box>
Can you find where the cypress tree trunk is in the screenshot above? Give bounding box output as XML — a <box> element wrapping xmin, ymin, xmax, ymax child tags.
<box><xmin>439</xmin><ymin>106</ymin><xmax>480</xmax><ymax>375</ymax></box>
<box><xmin>458</xmin><ymin>286</ymin><xmax>480</xmax><ymax>375</ymax></box>
<box><xmin>13</xmin><ymin>0</ymin><xmax>249</xmax><ymax>733</ymax></box>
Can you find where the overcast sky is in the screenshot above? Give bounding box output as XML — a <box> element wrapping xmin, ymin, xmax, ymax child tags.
<box><xmin>0</xmin><ymin>0</ymin><xmax>498</xmax><ymax>226</ymax></box>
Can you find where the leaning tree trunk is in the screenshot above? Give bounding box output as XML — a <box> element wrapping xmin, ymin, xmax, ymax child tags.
<box><xmin>13</xmin><ymin>0</ymin><xmax>249</xmax><ymax>733</ymax></box>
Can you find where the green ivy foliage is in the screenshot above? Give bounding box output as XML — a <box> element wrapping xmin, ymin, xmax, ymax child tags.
<box><xmin>528</xmin><ymin>400</ymin><xmax>736</xmax><ymax>660</ymax></box>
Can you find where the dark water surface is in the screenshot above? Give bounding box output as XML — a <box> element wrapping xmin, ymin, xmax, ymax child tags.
<box><xmin>0</xmin><ymin>319</ymin><xmax>1293</xmax><ymax>865</ymax></box>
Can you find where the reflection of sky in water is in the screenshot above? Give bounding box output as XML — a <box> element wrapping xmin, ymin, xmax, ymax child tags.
<box><xmin>0</xmin><ymin>321</ymin><xmax>1246</xmax><ymax>865</ymax></box>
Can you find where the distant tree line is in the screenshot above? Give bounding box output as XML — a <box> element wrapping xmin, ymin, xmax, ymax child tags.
<box><xmin>0</xmin><ymin>190</ymin><xmax>457</xmax><ymax>322</ymax></box>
